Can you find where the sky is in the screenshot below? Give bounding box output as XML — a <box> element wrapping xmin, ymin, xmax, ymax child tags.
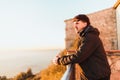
<box><xmin>0</xmin><ymin>0</ymin><xmax>117</xmax><ymax>50</ymax></box>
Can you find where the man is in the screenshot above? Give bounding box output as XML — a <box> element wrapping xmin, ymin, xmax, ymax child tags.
<box><xmin>53</xmin><ymin>14</ymin><xmax>111</xmax><ymax>80</ymax></box>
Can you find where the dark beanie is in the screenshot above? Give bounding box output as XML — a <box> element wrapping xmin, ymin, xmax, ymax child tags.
<box><xmin>73</xmin><ymin>14</ymin><xmax>90</xmax><ymax>25</ymax></box>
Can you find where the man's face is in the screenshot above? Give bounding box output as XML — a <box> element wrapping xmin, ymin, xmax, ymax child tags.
<box><xmin>73</xmin><ymin>20</ymin><xmax>87</xmax><ymax>33</ymax></box>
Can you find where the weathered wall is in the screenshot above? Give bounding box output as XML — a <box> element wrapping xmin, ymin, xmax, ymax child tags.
<box><xmin>65</xmin><ymin>8</ymin><xmax>117</xmax><ymax>50</ymax></box>
<box><xmin>64</xmin><ymin>19</ymin><xmax>78</xmax><ymax>49</ymax></box>
<box><xmin>116</xmin><ymin>5</ymin><xmax>120</xmax><ymax>49</ymax></box>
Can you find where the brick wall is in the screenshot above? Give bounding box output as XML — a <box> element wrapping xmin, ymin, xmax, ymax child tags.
<box><xmin>64</xmin><ymin>19</ymin><xmax>77</xmax><ymax>49</ymax></box>
<box><xmin>116</xmin><ymin>5</ymin><xmax>120</xmax><ymax>49</ymax></box>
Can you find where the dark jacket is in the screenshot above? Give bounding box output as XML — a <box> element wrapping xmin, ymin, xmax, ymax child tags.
<box><xmin>58</xmin><ymin>26</ymin><xmax>111</xmax><ymax>79</ymax></box>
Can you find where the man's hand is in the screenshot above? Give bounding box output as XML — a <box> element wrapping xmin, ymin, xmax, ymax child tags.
<box><xmin>52</xmin><ymin>55</ymin><xmax>60</xmax><ymax>65</ymax></box>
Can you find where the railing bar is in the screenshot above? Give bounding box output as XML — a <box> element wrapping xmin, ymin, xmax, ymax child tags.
<box><xmin>61</xmin><ymin>64</ymin><xmax>73</xmax><ymax>80</ymax></box>
<box><xmin>105</xmin><ymin>50</ymin><xmax>120</xmax><ymax>53</ymax></box>
<box><xmin>67</xmin><ymin>50</ymin><xmax>120</xmax><ymax>53</ymax></box>
<box><xmin>107</xmin><ymin>54</ymin><xmax>120</xmax><ymax>56</ymax></box>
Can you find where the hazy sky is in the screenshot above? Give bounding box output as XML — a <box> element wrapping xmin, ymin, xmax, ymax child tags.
<box><xmin>0</xmin><ymin>0</ymin><xmax>117</xmax><ymax>50</ymax></box>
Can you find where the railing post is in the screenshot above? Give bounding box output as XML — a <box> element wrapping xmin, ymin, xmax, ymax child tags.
<box><xmin>61</xmin><ymin>51</ymin><xmax>76</xmax><ymax>80</ymax></box>
<box><xmin>67</xmin><ymin>51</ymin><xmax>76</xmax><ymax>80</ymax></box>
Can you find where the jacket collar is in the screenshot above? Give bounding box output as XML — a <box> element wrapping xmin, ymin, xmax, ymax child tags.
<box><xmin>79</xmin><ymin>26</ymin><xmax>90</xmax><ymax>37</ymax></box>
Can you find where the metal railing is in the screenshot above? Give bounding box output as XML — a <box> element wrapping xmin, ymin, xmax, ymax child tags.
<box><xmin>61</xmin><ymin>50</ymin><xmax>120</xmax><ymax>80</ymax></box>
<box><xmin>61</xmin><ymin>64</ymin><xmax>74</xmax><ymax>80</ymax></box>
<box><xmin>106</xmin><ymin>50</ymin><xmax>120</xmax><ymax>56</ymax></box>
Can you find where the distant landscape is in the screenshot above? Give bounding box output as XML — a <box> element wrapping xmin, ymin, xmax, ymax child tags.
<box><xmin>0</xmin><ymin>49</ymin><xmax>60</xmax><ymax>78</ymax></box>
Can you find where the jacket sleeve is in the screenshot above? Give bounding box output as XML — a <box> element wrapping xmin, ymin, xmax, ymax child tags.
<box><xmin>57</xmin><ymin>34</ymin><xmax>99</xmax><ymax>65</ymax></box>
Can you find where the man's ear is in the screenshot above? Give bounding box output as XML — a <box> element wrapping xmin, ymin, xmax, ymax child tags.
<box><xmin>84</xmin><ymin>22</ymin><xmax>87</xmax><ymax>27</ymax></box>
